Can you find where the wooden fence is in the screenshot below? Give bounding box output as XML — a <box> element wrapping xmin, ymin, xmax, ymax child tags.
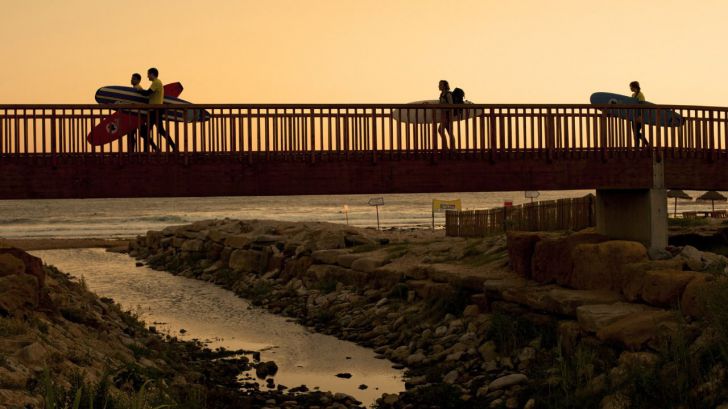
<box><xmin>445</xmin><ymin>194</ymin><xmax>596</xmax><ymax>237</ymax></box>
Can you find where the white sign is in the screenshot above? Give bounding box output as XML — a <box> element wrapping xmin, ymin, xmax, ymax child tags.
<box><xmin>368</xmin><ymin>197</ymin><xmax>384</xmax><ymax>206</ymax></box>
<box><xmin>525</xmin><ymin>191</ymin><xmax>540</xmax><ymax>199</ymax></box>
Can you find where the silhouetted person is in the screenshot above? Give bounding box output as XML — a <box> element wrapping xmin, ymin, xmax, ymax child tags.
<box><xmin>139</xmin><ymin>68</ymin><xmax>177</xmax><ymax>151</ymax></box>
<box><xmin>630</xmin><ymin>81</ymin><xmax>649</xmax><ymax>148</ymax></box>
<box><xmin>437</xmin><ymin>80</ymin><xmax>455</xmax><ymax>150</ymax></box>
<box><xmin>127</xmin><ymin>73</ymin><xmax>159</xmax><ymax>152</ymax></box>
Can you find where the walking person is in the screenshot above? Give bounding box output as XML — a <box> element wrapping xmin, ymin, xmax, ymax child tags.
<box><xmin>127</xmin><ymin>73</ymin><xmax>159</xmax><ymax>152</ymax></box>
<box><xmin>140</xmin><ymin>68</ymin><xmax>177</xmax><ymax>151</ymax></box>
<box><xmin>437</xmin><ymin>80</ymin><xmax>455</xmax><ymax>150</ymax></box>
<box><xmin>630</xmin><ymin>81</ymin><xmax>649</xmax><ymax>148</ymax></box>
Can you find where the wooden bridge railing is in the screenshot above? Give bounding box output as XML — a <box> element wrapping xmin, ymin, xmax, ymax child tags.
<box><xmin>1</xmin><ymin>104</ymin><xmax>727</xmax><ymax>161</ymax></box>
<box><xmin>445</xmin><ymin>194</ymin><xmax>596</xmax><ymax>237</ymax></box>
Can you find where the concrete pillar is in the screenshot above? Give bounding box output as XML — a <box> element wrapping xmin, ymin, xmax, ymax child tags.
<box><xmin>596</xmin><ymin>154</ymin><xmax>667</xmax><ymax>251</ymax></box>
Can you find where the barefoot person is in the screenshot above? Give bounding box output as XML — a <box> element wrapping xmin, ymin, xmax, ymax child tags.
<box><xmin>437</xmin><ymin>80</ymin><xmax>455</xmax><ymax>150</ymax></box>
<box><xmin>630</xmin><ymin>81</ymin><xmax>649</xmax><ymax>148</ymax></box>
<box><xmin>140</xmin><ymin>68</ymin><xmax>177</xmax><ymax>151</ymax></box>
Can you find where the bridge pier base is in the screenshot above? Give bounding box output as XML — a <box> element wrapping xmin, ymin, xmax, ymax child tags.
<box><xmin>595</xmin><ymin>154</ymin><xmax>667</xmax><ymax>252</ymax></box>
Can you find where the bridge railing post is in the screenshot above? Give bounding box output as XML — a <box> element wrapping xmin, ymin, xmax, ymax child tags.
<box><xmin>599</xmin><ymin>110</ymin><xmax>608</xmax><ymax>162</ymax></box>
<box><xmin>371</xmin><ymin>108</ymin><xmax>377</xmax><ymax>163</ymax></box>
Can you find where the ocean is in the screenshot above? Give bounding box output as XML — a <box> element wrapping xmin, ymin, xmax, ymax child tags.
<box><xmin>0</xmin><ymin>190</ymin><xmax>723</xmax><ymax>239</ymax></box>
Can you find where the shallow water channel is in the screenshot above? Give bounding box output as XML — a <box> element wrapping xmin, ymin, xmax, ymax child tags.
<box><xmin>32</xmin><ymin>249</ymin><xmax>404</xmax><ymax>406</ymax></box>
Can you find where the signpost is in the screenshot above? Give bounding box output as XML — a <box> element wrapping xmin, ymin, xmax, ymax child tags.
<box><xmin>431</xmin><ymin>199</ymin><xmax>462</xmax><ymax>230</ymax></box>
<box><xmin>368</xmin><ymin>197</ymin><xmax>384</xmax><ymax>230</ymax></box>
<box><xmin>342</xmin><ymin>204</ymin><xmax>350</xmax><ymax>225</ymax></box>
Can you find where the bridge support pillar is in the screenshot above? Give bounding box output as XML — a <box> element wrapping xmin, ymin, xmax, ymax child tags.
<box><xmin>595</xmin><ymin>154</ymin><xmax>667</xmax><ymax>252</ymax></box>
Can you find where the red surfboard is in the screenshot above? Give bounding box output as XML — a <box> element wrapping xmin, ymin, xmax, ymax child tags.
<box><xmin>87</xmin><ymin>82</ymin><xmax>184</xmax><ymax>146</ymax></box>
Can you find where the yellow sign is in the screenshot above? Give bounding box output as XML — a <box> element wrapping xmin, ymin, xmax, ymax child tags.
<box><xmin>432</xmin><ymin>199</ymin><xmax>462</xmax><ymax>212</ymax></box>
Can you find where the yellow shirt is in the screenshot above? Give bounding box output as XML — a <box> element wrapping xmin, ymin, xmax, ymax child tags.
<box><xmin>149</xmin><ymin>78</ymin><xmax>164</xmax><ymax>104</ymax></box>
<box><xmin>632</xmin><ymin>91</ymin><xmax>645</xmax><ymax>102</ymax></box>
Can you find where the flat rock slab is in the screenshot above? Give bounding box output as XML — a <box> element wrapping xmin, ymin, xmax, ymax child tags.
<box><xmin>502</xmin><ymin>286</ymin><xmax>622</xmax><ymax>316</ymax></box>
<box><xmin>487</xmin><ymin>373</ymin><xmax>528</xmax><ymax>391</ymax></box>
<box><xmin>597</xmin><ymin>310</ymin><xmax>679</xmax><ymax>350</ymax></box>
<box><xmin>576</xmin><ymin>302</ymin><xmax>656</xmax><ymax>333</ymax></box>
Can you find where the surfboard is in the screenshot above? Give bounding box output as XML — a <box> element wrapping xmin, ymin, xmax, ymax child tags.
<box><xmin>590</xmin><ymin>92</ymin><xmax>684</xmax><ymax>127</ymax></box>
<box><xmin>94</xmin><ymin>84</ymin><xmax>210</xmax><ymax>122</ymax></box>
<box><xmin>391</xmin><ymin>100</ymin><xmax>485</xmax><ymax>124</ymax></box>
<box><xmin>87</xmin><ymin>83</ymin><xmax>185</xmax><ymax>146</ymax></box>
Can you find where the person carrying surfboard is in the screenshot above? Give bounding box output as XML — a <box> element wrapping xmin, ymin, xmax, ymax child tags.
<box><xmin>139</xmin><ymin>68</ymin><xmax>177</xmax><ymax>151</ymax></box>
<box><xmin>127</xmin><ymin>73</ymin><xmax>159</xmax><ymax>152</ymax></box>
<box><xmin>438</xmin><ymin>80</ymin><xmax>455</xmax><ymax>150</ymax></box>
<box><xmin>630</xmin><ymin>81</ymin><xmax>650</xmax><ymax>148</ymax></box>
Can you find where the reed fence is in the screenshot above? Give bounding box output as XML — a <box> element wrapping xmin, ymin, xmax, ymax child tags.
<box><xmin>445</xmin><ymin>194</ymin><xmax>596</xmax><ymax>237</ymax></box>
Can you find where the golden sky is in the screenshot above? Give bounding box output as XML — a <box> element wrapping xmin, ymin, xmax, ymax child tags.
<box><xmin>1</xmin><ymin>0</ymin><xmax>726</xmax><ymax>105</ymax></box>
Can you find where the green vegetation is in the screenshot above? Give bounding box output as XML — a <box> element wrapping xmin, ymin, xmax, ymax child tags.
<box><xmin>668</xmin><ymin>217</ymin><xmax>710</xmax><ymax>227</ymax></box>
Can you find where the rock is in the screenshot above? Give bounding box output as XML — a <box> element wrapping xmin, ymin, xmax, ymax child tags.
<box><xmin>462</xmin><ymin>304</ymin><xmax>480</xmax><ymax>317</ymax></box>
<box><xmin>350</xmin><ymin>257</ymin><xmax>388</xmax><ymax>273</ymax></box>
<box><xmin>181</xmin><ymin>239</ymin><xmax>204</xmax><ymax>252</ymax></box>
<box><xmin>0</xmin><ymin>274</ymin><xmax>40</xmax><ymax>314</ymax></box>
<box><xmin>524</xmin><ymin>398</ymin><xmax>536</xmax><ymax>409</ymax></box>
<box><xmin>255</xmin><ymin>361</ymin><xmax>279</xmax><ymax>378</ymax></box>
<box><xmin>597</xmin><ymin>310</ymin><xmax>678</xmax><ymax>350</ymax></box>
<box><xmin>576</xmin><ymin>302</ymin><xmax>654</xmax><ymax>333</ymax></box>
<box><xmin>517</xmin><ymin>347</ymin><xmax>536</xmax><ymax>363</ymax></box>
<box><xmin>620</xmin><ymin>259</ymin><xmax>685</xmax><ymax>301</ymax></box>
<box><xmin>648</xmin><ymin>247</ymin><xmax>673</xmax><ymax>260</ymax></box>
<box><xmin>335</xmin><ymin>373</ymin><xmax>352</xmax><ymax>379</ymax></box>
<box><xmin>478</xmin><ymin>341</ymin><xmax>498</xmax><ymax>361</ymax></box>
<box><xmin>381</xmin><ymin>394</ymin><xmax>399</xmax><ymax>405</ymax></box>
<box><xmin>681</xmin><ymin>275</ymin><xmax>714</xmax><ymax>318</ymax></box>
<box><xmin>502</xmin><ymin>286</ymin><xmax>621</xmax><ymax>316</ymax></box>
<box><xmin>224</xmin><ymin>235</ymin><xmax>251</xmax><ymax>249</ymax></box>
<box><xmin>0</xmin><ymin>253</ymin><xmax>25</xmax><ymax>276</ymax></box>
<box><xmin>229</xmin><ymin>249</ymin><xmax>262</xmax><ymax>273</ymax></box>
<box><xmin>600</xmin><ymin>393</ymin><xmax>631</xmax><ymax>409</ymax></box>
<box><xmin>640</xmin><ymin>270</ymin><xmax>700</xmax><ymax>307</ymax></box>
<box><xmin>358</xmin><ymin>384</ymin><xmax>368</xmax><ymax>390</ymax></box>
<box><xmin>311</xmin><ymin>249</ymin><xmax>348</xmax><ymax>265</ymax></box>
<box><xmin>16</xmin><ymin>342</ymin><xmax>47</xmax><ymax>364</ymax></box>
<box><xmin>531</xmin><ymin>232</ymin><xmax>608</xmax><ymax>285</ymax></box>
<box><xmin>0</xmin><ymin>248</ymin><xmax>46</xmax><ymax>290</ymax></box>
<box><xmin>443</xmin><ymin>369</ymin><xmax>459</xmax><ymax>384</ymax></box>
<box><xmin>679</xmin><ymin>245</ymin><xmax>704</xmax><ymax>271</ymax></box>
<box><xmin>409</xmin><ymin>280</ymin><xmax>455</xmax><ymax>300</ymax></box>
<box><xmin>570</xmin><ymin>241</ymin><xmax>648</xmax><ymax>291</ymax></box>
<box><xmin>506</xmin><ymin>232</ymin><xmax>545</xmax><ymax>278</ymax></box>
<box><xmin>336</xmin><ymin>253</ymin><xmax>365</xmax><ymax>268</ymax></box>
<box><xmin>487</xmin><ymin>373</ymin><xmax>528</xmax><ymax>391</ymax></box>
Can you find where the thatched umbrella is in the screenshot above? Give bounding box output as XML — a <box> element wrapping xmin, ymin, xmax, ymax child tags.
<box><xmin>667</xmin><ymin>189</ymin><xmax>692</xmax><ymax>218</ymax></box>
<box><xmin>697</xmin><ymin>190</ymin><xmax>727</xmax><ymax>212</ymax></box>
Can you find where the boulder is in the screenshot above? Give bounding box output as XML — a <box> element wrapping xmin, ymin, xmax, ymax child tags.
<box><xmin>506</xmin><ymin>232</ymin><xmax>545</xmax><ymax>278</ymax></box>
<box><xmin>640</xmin><ymin>270</ymin><xmax>700</xmax><ymax>307</ymax></box>
<box><xmin>228</xmin><ymin>249</ymin><xmax>262</xmax><ymax>273</ymax></box>
<box><xmin>0</xmin><ymin>253</ymin><xmax>25</xmax><ymax>277</ymax></box>
<box><xmin>502</xmin><ymin>286</ymin><xmax>621</xmax><ymax>316</ymax></box>
<box><xmin>181</xmin><ymin>239</ymin><xmax>204</xmax><ymax>252</ymax></box>
<box><xmin>619</xmin><ymin>259</ymin><xmax>685</xmax><ymax>301</ymax></box>
<box><xmin>570</xmin><ymin>241</ymin><xmax>648</xmax><ymax>291</ymax></box>
<box><xmin>531</xmin><ymin>232</ymin><xmax>608</xmax><ymax>285</ymax></box>
<box><xmin>0</xmin><ymin>248</ymin><xmax>45</xmax><ymax>290</ymax></box>
<box><xmin>350</xmin><ymin>257</ymin><xmax>388</xmax><ymax>273</ymax></box>
<box><xmin>596</xmin><ymin>310</ymin><xmax>678</xmax><ymax>350</ymax></box>
<box><xmin>306</xmin><ymin>264</ymin><xmax>367</xmax><ymax>286</ymax></box>
<box><xmin>576</xmin><ymin>302</ymin><xmax>654</xmax><ymax>333</ymax></box>
<box><xmin>0</xmin><ymin>271</ymin><xmax>40</xmax><ymax>315</ymax></box>
<box><xmin>678</xmin><ymin>245</ymin><xmax>704</xmax><ymax>271</ymax></box>
<box><xmin>336</xmin><ymin>253</ymin><xmax>365</xmax><ymax>268</ymax></box>
<box><xmin>311</xmin><ymin>249</ymin><xmax>348</xmax><ymax>265</ymax></box>
<box><xmin>680</xmin><ymin>275</ymin><xmax>714</xmax><ymax>318</ymax></box>
<box><xmin>224</xmin><ymin>235</ymin><xmax>251</xmax><ymax>249</ymax></box>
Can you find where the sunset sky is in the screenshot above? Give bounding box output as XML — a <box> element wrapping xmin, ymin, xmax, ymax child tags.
<box><xmin>1</xmin><ymin>0</ymin><xmax>726</xmax><ymax>105</ymax></box>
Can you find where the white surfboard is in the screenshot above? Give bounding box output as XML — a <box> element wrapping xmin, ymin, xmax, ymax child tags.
<box><xmin>391</xmin><ymin>100</ymin><xmax>485</xmax><ymax>124</ymax></box>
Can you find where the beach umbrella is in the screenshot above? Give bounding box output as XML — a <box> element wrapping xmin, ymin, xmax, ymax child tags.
<box><xmin>697</xmin><ymin>190</ymin><xmax>727</xmax><ymax>212</ymax></box>
<box><xmin>667</xmin><ymin>189</ymin><xmax>692</xmax><ymax>218</ymax></box>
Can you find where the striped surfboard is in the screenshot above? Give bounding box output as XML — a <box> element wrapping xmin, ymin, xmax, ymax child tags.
<box><xmin>95</xmin><ymin>85</ymin><xmax>210</xmax><ymax>122</ymax></box>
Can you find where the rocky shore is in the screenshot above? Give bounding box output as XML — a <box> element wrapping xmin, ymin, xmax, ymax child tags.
<box><xmin>128</xmin><ymin>219</ymin><xmax>728</xmax><ymax>408</ymax></box>
<box><xmin>0</xmin><ymin>245</ymin><xmax>365</xmax><ymax>409</ymax></box>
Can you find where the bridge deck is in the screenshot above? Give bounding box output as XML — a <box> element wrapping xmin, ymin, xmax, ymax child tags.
<box><xmin>1</xmin><ymin>104</ymin><xmax>726</xmax><ymax>199</ymax></box>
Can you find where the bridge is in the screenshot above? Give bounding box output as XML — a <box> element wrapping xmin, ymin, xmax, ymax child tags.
<box><xmin>1</xmin><ymin>103</ymin><xmax>727</xmax><ymax>250</ymax></box>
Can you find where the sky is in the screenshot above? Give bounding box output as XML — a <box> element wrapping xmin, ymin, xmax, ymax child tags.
<box><xmin>0</xmin><ymin>0</ymin><xmax>726</xmax><ymax>105</ymax></box>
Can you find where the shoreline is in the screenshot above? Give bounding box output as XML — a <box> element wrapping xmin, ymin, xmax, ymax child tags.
<box><xmin>0</xmin><ymin>237</ymin><xmax>130</xmax><ymax>251</ymax></box>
